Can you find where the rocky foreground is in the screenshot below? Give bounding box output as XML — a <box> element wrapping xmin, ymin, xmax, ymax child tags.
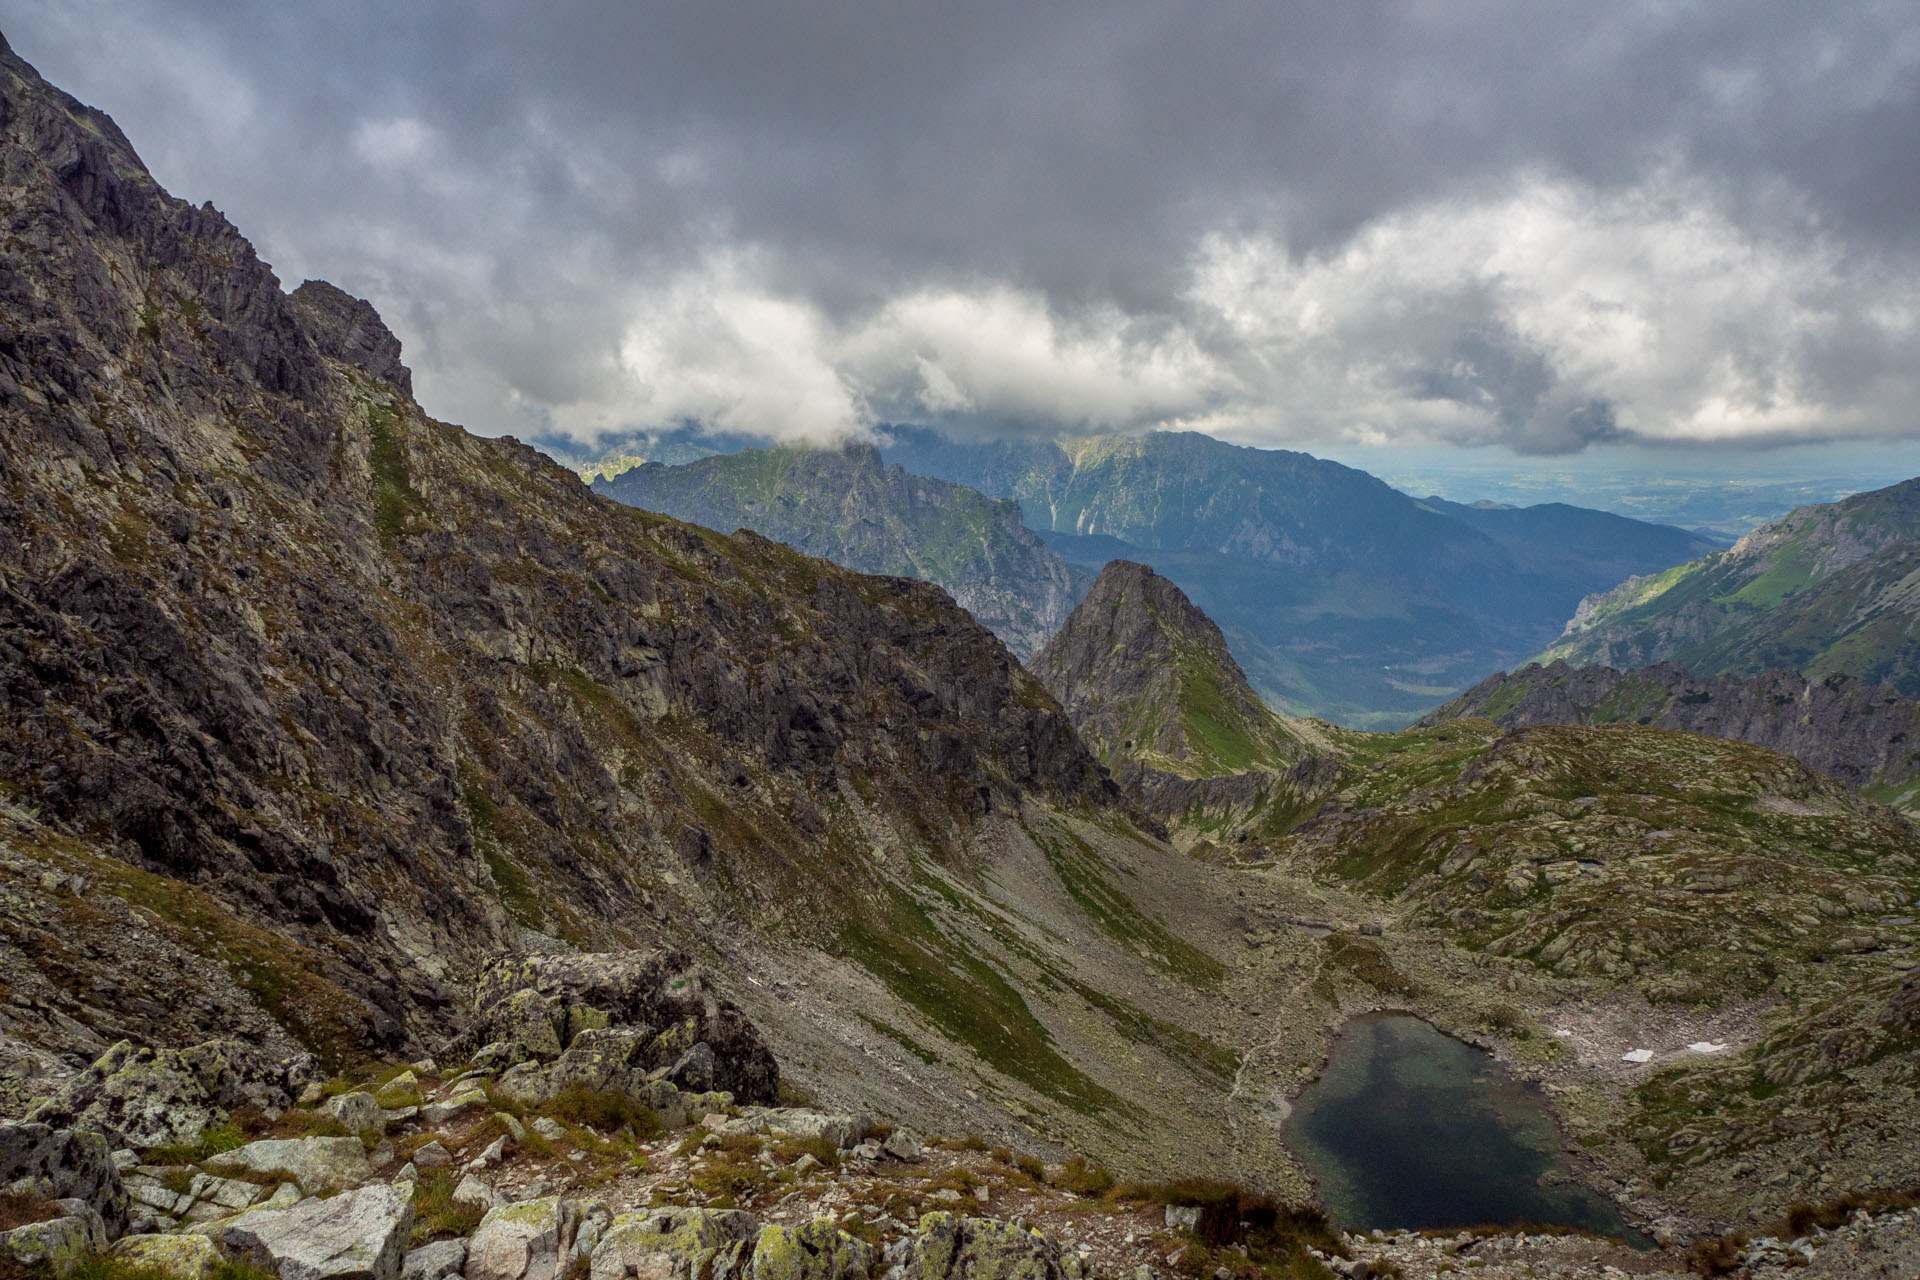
<box><xmin>0</xmin><ymin>949</ymin><xmax>1914</xmax><ymax>1280</ymax></box>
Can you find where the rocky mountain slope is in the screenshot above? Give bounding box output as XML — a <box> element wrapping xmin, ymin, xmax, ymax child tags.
<box><xmin>1540</xmin><ymin>477</ymin><xmax>1920</xmax><ymax>696</ymax></box>
<box><xmin>880</xmin><ymin>426</ymin><xmax>1715</xmax><ymax>727</ymax></box>
<box><xmin>0</xmin><ymin>32</ymin><xmax>1299</xmax><ymax>1189</ymax></box>
<box><xmin>1422</xmin><ymin>659</ymin><xmax>1920</xmax><ymax>810</ymax></box>
<box><xmin>1030</xmin><ymin>562</ymin><xmax>1322</xmax><ymax>779</ymax></box>
<box><xmin>591</xmin><ymin>443</ymin><xmax>1087</xmax><ymax>660</ymax></box>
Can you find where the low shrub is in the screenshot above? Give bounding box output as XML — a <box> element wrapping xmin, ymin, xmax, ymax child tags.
<box><xmin>0</xmin><ymin>1193</ymin><xmax>61</xmax><ymax>1231</ymax></box>
<box><xmin>546</xmin><ymin>1087</ymin><xmax>664</xmax><ymax>1139</ymax></box>
<box><xmin>143</xmin><ymin>1122</ymin><xmax>248</xmax><ymax>1166</ymax></box>
<box><xmin>411</xmin><ymin>1169</ymin><xmax>485</xmax><ymax>1244</ymax></box>
<box><xmin>1051</xmin><ymin>1156</ymin><xmax>1114</xmax><ymax>1196</ymax></box>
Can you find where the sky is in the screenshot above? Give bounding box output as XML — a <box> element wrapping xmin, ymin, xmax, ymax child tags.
<box><xmin>7</xmin><ymin>2</ymin><xmax>1920</xmax><ymax>459</ymax></box>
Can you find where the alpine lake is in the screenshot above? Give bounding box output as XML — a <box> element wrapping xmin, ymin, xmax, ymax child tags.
<box><xmin>1285</xmin><ymin>1013</ymin><xmax>1653</xmax><ymax>1246</ymax></box>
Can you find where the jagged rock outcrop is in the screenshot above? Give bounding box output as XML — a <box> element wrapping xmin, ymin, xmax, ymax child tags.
<box><xmin>26</xmin><ymin>1040</ymin><xmax>316</xmax><ymax>1149</ymax></box>
<box><xmin>1421</xmin><ymin>659</ymin><xmax>1920</xmax><ymax>802</ymax></box>
<box><xmin>1032</xmin><ymin>561</ymin><xmax>1317</xmax><ymax>778</ymax></box>
<box><xmin>0</xmin><ymin>1122</ymin><xmax>126</xmax><ymax>1233</ymax></box>
<box><xmin>0</xmin><ymin>36</ymin><xmax>1113</xmax><ymax>1065</ymax></box>
<box><xmin>592</xmin><ymin>443</ymin><xmax>1088</xmax><ymax>661</ymax></box>
<box><xmin>289</xmin><ymin>280</ymin><xmax>413</xmax><ymax>398</ymax></box>
<box><xmin>457</xmin><ymin>950</ymin><xmax>778</xmax><ymax>1106</ymax></box>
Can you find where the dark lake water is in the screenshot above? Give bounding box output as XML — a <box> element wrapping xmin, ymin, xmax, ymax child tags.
<box><xmin>1285</xmin><ymin>1013</ymin><xmax>1650</xmax><ymax>1245</ymax></box>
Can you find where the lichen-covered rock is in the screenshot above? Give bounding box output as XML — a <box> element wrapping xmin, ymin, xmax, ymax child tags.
<box><xmin>749</xmin><ymin>1220</ymin><xmax>875</xmax><ymax>1280</ymax></box>
<box><xmin>726</xmin><ymin>1109</ymin><xmax>871</xmax><ymax>1152</ymax></box>
<box><xmin>661</xmin><ymin>1043</ymin><xmax>716</xmax><ymax>1094</ymax></box>
<box><xmin>205</xmin><ymin>1136</ymin><xmax>373</xmax><ymax>1194</ymax></box>
<box><xmin>490</xmin><ymin>991</ymin><xmax>565</xmax><ymax>1062</ymax></box>
<box><xmin>589</xmin><ymin>1207</ymin><xmax>759</xmax><ymax>1280</ymax></box>
<box><xmin>115</xmin><ymin>1232</ymin><xmax>225</xmax><ymax>1280</ymax></box>
<box><xmin>215</xmin><ymin>1182</ymin><xmax>414</xmax><ymax>1280</ymax></box>
<box><xmin>321</xmin><ymin>1092</ymin><xmax>386</xmax><ymax>1134</ymax></box>
<box><xmin>494</xmin><ymin>1063</ymin><xmax>553</xmax><ymax>1107</ymax></box>
<box><xmin>895</xmin><ymin>1214</ymin><xmax>1082</xmax><ymax>1280</ymax></box>
<box><xmin>402</xmin><ymin>1239</ymin><xmax>469</xmax><ymax>1280</ymax></box>
<box><xmin>421</xmin><ymin>1090</ymin><xmax>487</xmax><ymax>1127</ymax></box>
<box><xmin>26</xmin><ymin>1040</ymin><xmax>316</xmax><ymax>1149</ymax></box>
<box><xmin>0</xmin><ymin>1205</ymin><xmax>109</xmax><ymax>1277</ymax></box>
<box><xmin>549</xmin><ymin>1028</ymin><xmax>649</xmax><ymax>1095</ymax></box>
<box><xmin>452</xmin><ymin>1174</ymin><xmax>498</xmax><ymax>1214</ymax></box>
<box><xmin>465</xmin><ymin>953</ymin><xmax>778</xmax><ymax>1104</ymax></box>
<box><xmin>0</xmin><ymin>1123</ymin><xmax>127</xmax><ymax>1233</ymax></box>
<box><xmin>465</xmin><ymin>1196</ymin><xmax>580</xmax><ymax>1280</ymax></box>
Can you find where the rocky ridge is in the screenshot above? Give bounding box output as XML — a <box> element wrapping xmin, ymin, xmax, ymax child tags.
<box><xmin>1031</xmin><ymin>562</ymin><xmax>1326</xmax><ymax>780</ymax></box>
<box><xmin>592</xmin><ymin>443</ymin><xmax>1089</xmax><ymax>661</ymax></box>
<box><xmin>1541</xmin><ymin>476</ymin><xmax>1920</xmax><ymax>697</ymax></box>
<box><xmin>1420</xmin><ymin>659</ymin><xmax>1920</xmax><ymax>809</ymax></box>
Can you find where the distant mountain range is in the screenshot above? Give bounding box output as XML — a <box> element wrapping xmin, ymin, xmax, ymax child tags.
<box><xmin>591</xmin><ymin>442</ymin><xmax>1087</xmax><ymax>660</ymax></box>
<box><xmin>881</xmin><ymin>427</ymin><xmax>1718</xmax><ymax>726</ymax></box>
<box><xmin>1539</xmin><ymin>477</ymin><xmax>1920</xmax><ymax>698</ymax></box>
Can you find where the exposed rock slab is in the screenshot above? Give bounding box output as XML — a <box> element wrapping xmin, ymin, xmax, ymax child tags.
<box><xmin>215</xmin><ymin>1182</ymin><xmax>414</xmax><ymax>1280</ymax></box>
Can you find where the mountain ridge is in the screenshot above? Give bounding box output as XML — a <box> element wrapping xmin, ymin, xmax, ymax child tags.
<box><xmin>878</xmin><ymin>425</ymin><xmax>1717</xmax><ymax>725</ymax></box>
<box><xmin>1030</xmin><ymin>560</ymin><xmax>1328</xmax><ymax>778</ymax></box>
<box><xmin>1541</xmin><ymin>476</ymin><xmax>1920</xmax><ymax>695</ymax></box>
<box><xmin>1421</xmin><ymin>659</ymin><xmax>1920</xmax><ymax>810</ymax></box>
<box><xmin>591</xmin><ymin>441</ymin><xmax>1088</xmax><ymax>660</ymax></box>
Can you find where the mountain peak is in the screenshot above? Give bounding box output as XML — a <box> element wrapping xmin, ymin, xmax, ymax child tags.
<box><xmin>290</xmin><ymin>280</ymin><xmax>413</xmax><ymax>397</ymax></box>
<box><xmin>1032</xmin><ymin>560</ymin><xmax>1307</xmax><ymax>777</ymax></box>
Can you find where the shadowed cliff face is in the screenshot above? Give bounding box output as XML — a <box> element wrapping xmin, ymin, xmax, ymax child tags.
<box><xmin>0</xmin><ymin>36</ymin><xmax>1114</xmax><ymax>1063</ymax></box>
<box><xmin>1421</xmin><ymin>659</ymin><xmax>1920</xmax><ymax>809</ymax></box>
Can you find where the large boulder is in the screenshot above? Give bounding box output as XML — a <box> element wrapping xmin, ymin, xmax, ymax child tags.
<box><xmin>115</xmin><ymin>1232</ymin><xmax>226</xmax><ymax>1280</ymax></box>
<box><xmin>0</xmin><ymin>1202</ymin><xmax>110</xmax><ymax>1277</ymax></box>
<box><xmin>894</xmin><ymin>1214</ymin><xmax>1084</xmax><ymax>1280</ymax></box>
<box><xmin>462</xmin><ymin>951</ymin><xmax>778</xmax><ymax>1104</ymax></box>
<box><xmin>205</xmin><ymin>1136</ymin><xmax>374</xmax><ymax>1194</ymax></box>
<box><xmin>589</xmin><ymin>1208</ymin><xmax>759</xmax><ymax>1280</ymax></box>
<box><xmin>401</xmin><ymin>1239</ymin><xmax>468</xmax><ymax>1280</ymax></box>
<box><xmin>720</xmin><ymin>1110</ymin><xmax>871</xmax><ymax>1151</ymax></box>
<box><xmin>0</xmin><ymin>1122</ymin><xmax>127</xmax><ymax>1233</ymax></box>
<box><xmin>549</xmin><ymin>1028</ymin><xmax>649</xmax><ymax>1096</ymax></box>
<box><xmin>749</xmin><ymin>1221</ymin><xmax>874</xmax><ymax>1280</ymax></box>
<box><xmin>320</xmin><ymin>1092</ymin><xmax>385</xmax><ymax>1134</ymax></box>
<box><xmin>465</xmin><ymin>1196</ymin><xmax>580</xmax><ymax>1280</ymax></box>
<box><xmin>214</xmin><ymin>1182</ymin><xmax>414</xmax><ymax>1280</ymax></box>
<box><xmin>26</xmin><ymin>1039</ymin><xmax>317</xmax><ymax>1149</ymax></box>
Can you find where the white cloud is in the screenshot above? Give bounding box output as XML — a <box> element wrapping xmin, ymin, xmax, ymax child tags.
<box><xmin>543</xmin><ymin>175</ymin><xmax>1916</xmax><ymax>454</ymax></box>
<box><xmin>1185</xmin><ymin>175</ymin><xmax>1920</xmax><ymax>452</ymax></box>
<box><xmin>351</xmin><ymin>117</ymin><xmax>437</xmax><ymax>171</ymax></box>
<box><xmin>611</xmin><ymin>256</ymin><xmax>864</xmax><ymax>443</ymax></box>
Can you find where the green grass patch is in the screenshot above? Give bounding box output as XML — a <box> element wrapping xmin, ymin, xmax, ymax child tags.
<box><xmin>368</xmin><ymin>406</ymin><xmax>422</xmax><ymax>548</ymax></box>
<box><xmin>837</xmin><ymin>887</ymin><xmax>1130</xmax><ymax>1118</ymax></box>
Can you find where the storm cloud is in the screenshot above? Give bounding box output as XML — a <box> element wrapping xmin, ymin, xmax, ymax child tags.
<box><xmin>9</xmin><ymin>1</ymin><xmax>1919</xmax><ymax>452</ymax></box>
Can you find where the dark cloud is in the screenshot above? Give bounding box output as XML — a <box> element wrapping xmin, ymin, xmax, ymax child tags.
<box><xmin>6</xmin><ymin>1</ymin><xmax>1917</xmax><ymax>451</ymax></box>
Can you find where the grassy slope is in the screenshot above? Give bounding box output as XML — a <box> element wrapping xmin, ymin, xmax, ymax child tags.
<box><xmin>1541</xmin><ymin>479</ymin><xmax>1920</xmax><ymax>696</ymax></box>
